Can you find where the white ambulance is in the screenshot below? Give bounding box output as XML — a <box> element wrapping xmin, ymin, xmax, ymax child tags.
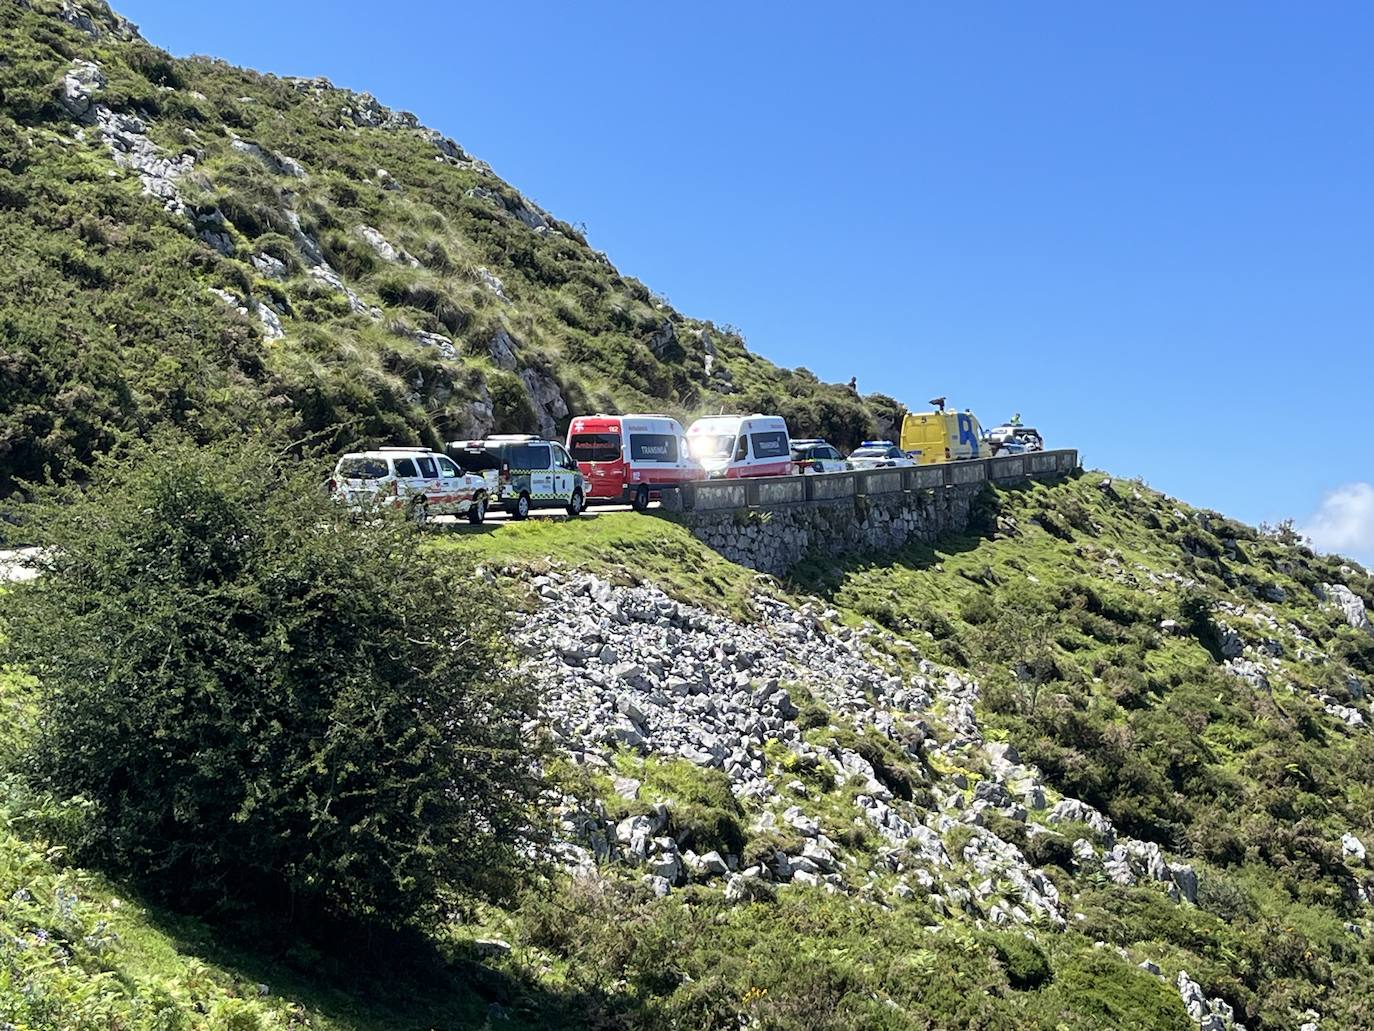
<box><xmin>685</xmin><ymin>414</ymin><xmax>792</xmax><ymax>479</ymax></box>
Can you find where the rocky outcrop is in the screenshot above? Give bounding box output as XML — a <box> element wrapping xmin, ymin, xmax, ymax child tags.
<box><xmin>517</xmin><ymin>567</ymin><xmax>1202</xmax><ymax>930</ymax></box>
<box><xmin>488</xmin><ymin>328</ymin><xmax>519</xmax><ymax>370</ymax></box>
<box><xmin>517</xmin><ymin>366</ymin><xmax>568</xmax><ymax>439</ymax></box>
<box><xmin>53</xmin><ymin>0</ymin><xmax>140</xmax><ymax>40</ymax></box>
<box><xmin>1177</xmin><ymin>971</ymin><xmax>1247</xmax><ymax>1031</ymax></box>
<box><xmin>1325</xmin><ymin>583</ymin><xmax>1373</xmax><ymax>636</ymax></box>
<box><xmin>466</xmin><ymin>185</ymin><xmax>555</xmax><ymax>233</ymax></box>
<box><xmin>229</xmin><ymin>135</ymin><xmax>306</xmax><ymax>179</ymax></box>
<box><xmin>58</xmin><ymin>60</ymin><xmax>105</xmax><ymax>121</ymax></box>
<box><xmin>647</xmin><ymin>320</ymin><xmax>681</xmax><ymax>361</ymax></box>
<box><xmin>355</xmin><ymin>225</ymin><xmax>418</xmax><ymax>267</ymax></box>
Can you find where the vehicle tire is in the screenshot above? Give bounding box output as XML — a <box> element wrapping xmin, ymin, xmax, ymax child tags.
<box><xmin>632</xmin><ymin>484</ymin><xmax>651</xmax><ymax>512</ymax></box>
<box><xmin>467</xmin><ymin>493</ymin><xmax>487</xmax><ymax>525</ymax></box>
<box><xmin>566</xmin><ymin>490</ymin><xmax>584</xmax><ymax>517</ymax></box>
<box><xmin>514</xmin><ymin>492</ymin><xmax>531</xmax><ymax>520</ymax></box>
<box><xmin>410</xmin><ymin>498</ymin><xmax>428</xmax><ymax>525</ymax></box>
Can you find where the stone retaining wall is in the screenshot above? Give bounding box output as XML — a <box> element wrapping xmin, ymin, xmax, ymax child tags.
<box><xmin>661</xmin><ymin>449</ymin><xmax>1078</xmax><ymax>577</ymax></box>
<box><xmin>676</xmin><ymin>483</ymin><xmax>985</xmax><ymax>577</ymax></box>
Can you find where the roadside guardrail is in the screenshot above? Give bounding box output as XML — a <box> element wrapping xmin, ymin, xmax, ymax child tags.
<box><xmin>662</xmin><ymin>449</ymin><xmax>1079</xmax><ymax>513</ymax></box>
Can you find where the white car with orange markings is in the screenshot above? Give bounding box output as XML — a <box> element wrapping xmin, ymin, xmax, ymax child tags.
<box><xmin>330</xmin><ymin>447</ymin><xmax>490</xmax><ymax>524</ymax></box>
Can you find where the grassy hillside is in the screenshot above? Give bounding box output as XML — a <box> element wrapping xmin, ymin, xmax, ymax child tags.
<box><xmin>0</xmin><ymin>0</ymin><xmax>899</xmax><ymax>493</ymax></box>
<box><xmin>2</xmin><ymin>475</ymin><xmax>1373</xmax><ymax>1028</ymax></box>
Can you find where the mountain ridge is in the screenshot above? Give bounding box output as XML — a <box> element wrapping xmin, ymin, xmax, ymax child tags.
<box><xmin>0</xmin><ymin>0</ymin><xmax>900</xmax><ymax>494</ymax></box>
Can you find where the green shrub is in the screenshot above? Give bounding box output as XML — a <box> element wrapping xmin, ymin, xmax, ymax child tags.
<box><xmin>1</xmin><ymin>436</ymin><xmax>541</xmax><ymax>931</ymax></box>
<box><xmin>985</xmin><ymin>930</ymin><xmax>1052</xmax><ymax>990</ymax></box>
<box><xmin>639</xmin><ymin>758</ymin><xmax>745</xmax><ymax>855</ymax></box>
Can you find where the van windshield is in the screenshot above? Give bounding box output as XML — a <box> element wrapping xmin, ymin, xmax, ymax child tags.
<box><xmin>569</xmin><ymin>433</ymin><xmax>621</xmax><ymax>463</ymax></box>
<box><xmin>689</xmin><ymin>434</ymin><xmax>735</xmax><ymax>461</ymax></box>
<box><xmin>338</xmin><ymin>457</ymin><xmax>389</xmax><ymax>479</ymax></box>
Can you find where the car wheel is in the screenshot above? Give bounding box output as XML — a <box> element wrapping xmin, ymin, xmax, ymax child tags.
<box><xmin>410</xmin><ymin>498</ymin><xmax>428</xmax><ymax>525</ymax></box>
<box><xmin>467</xmin><ymin>493</ymin><xmax>487</xmax><ymax>525</ymax></box>
<box><xmin>566</xmin><ymin>490</ymin><xmax>584</xmax><ymax>517</ymax></box>
<box><xmin>514</xmin><ymin>492</ymin><xmax>531</xmax><ymax>520</ymax></box>
<box><xmin>632</xmin><ymin>484</ymin><xmax>650</xmax><ymax>512</ymax></box>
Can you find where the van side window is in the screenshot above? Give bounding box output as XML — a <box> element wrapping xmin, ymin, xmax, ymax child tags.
<box><xmin>393</xmin><ymin>458</ymin><xmax>418</xmax><ymax>477</ymax></box>
<box><xmin>551</xmin><ymin>444</ymin><xmax>577</xmax><ymax>470</ymax></box>
<box><xmin>749</xmin><ymin>431</ymin><xmax>788</xmax><ymax>459</ymax></box>
<box><xmin>436</xmin><ymin>456</ymin><xmax>459</xmax><ymax>477</ymax></box>
<box><xmin>629</xmin><ymin>434</ymin><xmax>677</xmax><ymax>462</ymax></box>
<box><xmin>509</xmin><ymin>444</ymin><xmax>550</xmax><ymax>470</ymax></box>
<box><xmin>416</xmin><ymin>456</ymin><xmax>438</xmax><ymax>478</ymax></box>
<box><xmin>733</xmin><ymin>436</ymin><xmax>749</xmax><ymax>461</ymax></box>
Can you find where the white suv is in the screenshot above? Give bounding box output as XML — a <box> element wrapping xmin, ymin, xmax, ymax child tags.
<box><xmin>330</xmin><ymin>448</ymin><xmax>490</xmax><ymax>523</ymax></box>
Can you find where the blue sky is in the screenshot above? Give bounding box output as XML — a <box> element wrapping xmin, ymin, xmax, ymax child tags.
<box><xmin>118</xmin><ymin>0</ymin><xmax>1374</xmax><ymax>565</ymax></box>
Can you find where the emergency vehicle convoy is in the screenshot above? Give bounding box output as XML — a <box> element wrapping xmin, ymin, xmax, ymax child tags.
<box><xmin>331</xmin><ymin>402</ymin><xmax>1044</xmax><ymax>518</ymax></box>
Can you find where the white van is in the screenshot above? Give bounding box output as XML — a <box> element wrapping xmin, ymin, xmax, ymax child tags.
<box><xmin>567</xmin><ymin>413</ymin><xmax>703</xmax><ymax>510</ymax></box>
<box><xmin>685</xmin><ymin>415</ymin><xmax>792</xmax><ymax>479</ymax></box>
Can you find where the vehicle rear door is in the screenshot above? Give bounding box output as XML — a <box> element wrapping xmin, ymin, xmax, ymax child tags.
<box><xmin>338</xmin><ymin>456</ymin><xmax>393</xmax><ymax>505</ymax></box>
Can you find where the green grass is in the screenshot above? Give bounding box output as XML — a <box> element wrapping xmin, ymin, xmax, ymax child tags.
<box><xmin>428</xmin><ymin>510</ymin><xmax>775</xmax><ymax>620</ymax></box>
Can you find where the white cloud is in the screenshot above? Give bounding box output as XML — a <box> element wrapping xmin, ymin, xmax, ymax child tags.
<box><xmin>1302</xmin><ymin>482</ymin><xmax>1374</xmax><ymax>567</ymax></box>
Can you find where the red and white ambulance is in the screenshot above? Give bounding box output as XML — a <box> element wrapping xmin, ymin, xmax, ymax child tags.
<box><xmin>685</xmin><ymin>415</ymin><xmax>792</xmax><ymax>479</ymax></box>
<box><xmin>567</xmin><ymin>414</ymin><xmax>703</xmax><ymax>510</ymax></box>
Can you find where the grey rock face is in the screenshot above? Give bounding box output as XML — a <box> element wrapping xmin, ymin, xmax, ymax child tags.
<box><xmin>1215</xmin><ymin>623</ymin><xmax>1245</xmax><ymax>660</ymax></box>
<box><xmin>1326</xmin><ymin>584</ymin><xmax>1373</xmax><ymax>636</ymax></box>
<box><xmin>1343</xmin><ymin>833</ymin><xmax>1367</xmax><ymax>862</ymax></box>
<box><xmin>488</xmin><ymin>329</ymin><xmax>519</xmax><ymax>371</ymax></box>
<box><xmin>647</xmin><ymin>320</ymin><xmax>679</xmax><ymax>360</ymax></box>
<box><xmin>355</xmin><ymin>225</ymin><xmax>418</xmax><ymax>267</ymax></box>
<box><xmin>476</xmin><ymin>267</ymin><xmax>507</xmax><ymax>300</ymax></box>
<box><xmin>92</xmin><ymin>105</ymin><xmax>197</xmax><ymax>214</ymax></box>
<box><xmin>465</xmin><ymin>185</ymin><xmax>554</xmax><ymax>232</ymax></box>
<box><xmin>59</xmin><ymin>60</ymin><xmax>106</xmax><ymax>121</ymax></box>
<box><xmin>252</xmin><ymin>253</ymin><xmax>288</xmax><ymax>279</ymax></box>
<box><xmin>517</xmin><ymin>366</ymin><xmax>569</xmax><ymax>439</ymax></box>
<box><xmin>230</xmin><ymin>135</ymin><xmax>307</xmax><ymax>178</ymax></box>
<box><xmin>54</xmin><ymin>1</ymin><xmax>139</xmax><ymax>40</ymax></box>
<box><xmin>255</xmin><ymin>302</ymin><xmax>285</xmax><ymax>340</ymax></box>
<box><xmin>1176</xmin><ymin>971</ymin><xmax>1247</xmax><ymax>1031</ymax></box>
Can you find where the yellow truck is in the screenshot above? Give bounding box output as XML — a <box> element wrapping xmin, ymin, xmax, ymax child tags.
<box><xmin>899</xmin><ymin>410</ymin><xmax>986</xmax><ymax>465</ymax></box>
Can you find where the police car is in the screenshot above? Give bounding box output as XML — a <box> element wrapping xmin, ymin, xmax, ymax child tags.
<box><xmin>846</xmin><ymin>440</ymin><xmax>916</xmax><ymax>470</ymax></box>
<box><xmin>986</xmin><ymin>423</ymin><xmax>1045</xmax><ymax>455</ymax></box>
<box><xmin>789</xmin><ymin>438</ymin><xmax>848</xmax><ymax>475</ymax></box>
<box><xmin>448</xmin><ymin>435</ymin><xmax>587</xmax><ymax>519</ymax></box>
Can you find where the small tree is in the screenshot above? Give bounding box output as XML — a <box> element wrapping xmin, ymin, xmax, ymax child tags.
<box><xmin>1</xmin><ymin>436</ymin><xmax>541</xmax><ymax>931</ymax></box>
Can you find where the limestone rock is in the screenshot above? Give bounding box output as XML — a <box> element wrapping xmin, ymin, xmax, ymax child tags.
<box><xmin>1326</xmin><ymin>584</ymin><xmax>1373</xmax><ymax>636</ymax></box>
<box><xmin>59</xmin><ymin>60</ymin><xmax>105</xmax><ymax>121</ymax></box>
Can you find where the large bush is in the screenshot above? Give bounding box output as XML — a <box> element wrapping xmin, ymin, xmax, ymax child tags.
<box><xmin>1</xmin><ymin>437</ymin><xmax>541</xmax><ymax>931</ymax></box>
